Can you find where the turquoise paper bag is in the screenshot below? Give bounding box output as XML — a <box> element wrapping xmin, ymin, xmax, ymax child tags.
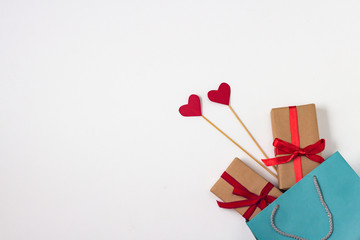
<box><xmin>247</xmin><ymin>152</ymin><xmax>360</xmax><ymax>239</ymax></box>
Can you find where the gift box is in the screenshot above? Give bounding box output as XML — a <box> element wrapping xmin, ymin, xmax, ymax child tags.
<box><xmin>247</xmin><ymin>152</ymin><xmax>360</xmax><ymax>239</ymax></box>
<box><xmin>210</xmin><ymin>158</ymin><xmax>282</xmax><ymax>220</ymax></box>
<box><xmin>264</xmin><ymin>104</ymin><xmax>325</xmax><ymax>190</ymax></box>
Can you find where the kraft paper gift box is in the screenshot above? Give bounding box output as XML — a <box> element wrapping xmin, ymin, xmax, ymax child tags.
<box><xmin>210</xmin><ymin>158</ymin><xmax>282</xmax><ymax>220</ymax></box>
<box><xmin>263</xmin><ymin>104</ymin><xmax>325</xmax><ymax>190</ymax></box>
<box><xmin>247</xmin><ymin>152</ymin><xmax>360</xmax><ymax>240</ymax></box>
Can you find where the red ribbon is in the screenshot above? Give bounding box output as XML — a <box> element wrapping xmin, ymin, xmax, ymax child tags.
<box><xmin>217</xmin><ymin>171</ymin><xmax>277</xmax><ymax>220</ymax></box>
<box><xmin>289</xmin><ymin>106</ymin><xmax>302</xmax><ymax>182</ymax></box>
<box><xmin>262</xmin><ymin>138</ymin><xmax>325</xmax><ymax>177</ymax></box>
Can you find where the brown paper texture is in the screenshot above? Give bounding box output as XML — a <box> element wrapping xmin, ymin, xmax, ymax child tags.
<box><xmin>271</xmin><ymin>103</ymin><xmax>320</xmax><ymax>190</ymax></box>
<box><xmin>210</xmin><ymin>158</ymin><xmax>282</xmax><ymax>220</ymax></box>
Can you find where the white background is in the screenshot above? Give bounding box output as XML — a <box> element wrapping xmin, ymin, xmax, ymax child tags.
<box><xmin>1</xmin><ymin>1</ymin><xmax>360</xmax><ymax>239</ymax></box>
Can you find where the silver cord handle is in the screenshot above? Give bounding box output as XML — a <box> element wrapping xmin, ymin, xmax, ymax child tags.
<box><xmin>270</xmin><ymin>176</ymin><xmax>333</xmax><ymax>240</ymax></box>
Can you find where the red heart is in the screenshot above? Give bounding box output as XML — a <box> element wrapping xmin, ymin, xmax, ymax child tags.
<box><xmin>208</xmin><ymin>82</ymin><xmax>231</xmax><ymax>105</ymax></box>
<box><xmin>179</xmin><ymin>94</ymin><xmax>202</xmax><ymax>117</ymax></box>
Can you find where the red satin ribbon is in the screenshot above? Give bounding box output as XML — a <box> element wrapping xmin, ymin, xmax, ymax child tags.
<box><xmin>217</xmin><ymin>171</ymin><xmax>277</xmax><ymax>220</ymax></box>
<box><xmin>262</xmin><ymin>138</ymin><xmax>325</xmax><ymax>172</ymax></box>
<box><xmin>289</xmin><ymin>106</ymin><xmax>302</xmax><ymax>182</ymax></box>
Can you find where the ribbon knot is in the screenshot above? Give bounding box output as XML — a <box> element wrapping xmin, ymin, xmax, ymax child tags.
<box><xmin>296</xmin><ymin>149</ymin><xmax>306</xmax><ymax>155</ymax></box>
<box><xmin>262</xmin><ymin>138</ymin><xmax>326</xmax><ymax>167</ymax></box>
<box><xmin>217</xmin><ymin>171</ymin><xmax>277</xmax><ymax>220</ymax></box>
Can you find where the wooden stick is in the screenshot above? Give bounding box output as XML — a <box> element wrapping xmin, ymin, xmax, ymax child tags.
<box><xmin>201</xmin><ymin>115</ymin><xmax>277</xmax><ymax>179</ymax></box>
<box><xmin>228</xmin><ymin>105</ymin><xmax>277</xmax><ymax>173</ymax></box>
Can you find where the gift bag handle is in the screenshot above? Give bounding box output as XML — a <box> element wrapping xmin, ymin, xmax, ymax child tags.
<box><xmin>270</xmin><ymin>176</ymin><xmax>333</xmax><ymax>240</ymax></box>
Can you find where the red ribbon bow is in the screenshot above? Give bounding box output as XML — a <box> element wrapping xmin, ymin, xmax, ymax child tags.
<box><xmin>262</xmin><ymin>138</ymin><xmax>326</xmax><ymax>167</ymax></box>
<box><xmin>217</xmin><ymin>172</ymin><xmax>277</xmax><ymax>220</ymax></box>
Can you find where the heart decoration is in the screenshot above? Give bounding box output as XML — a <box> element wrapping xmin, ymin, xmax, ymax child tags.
<box><xmin>208</xmin><ymin>82</ymin><xmax>231</xmax><ymax>105</ymax></box>
<box><xmin>179</xmin><ymin>94</ymin><xmax>202</xmax><ymax>117</ymax></box>
<box><xmin>179</xmin><ymin>84</ymin><xmax>277</xmax><ymax>179</ymax></box>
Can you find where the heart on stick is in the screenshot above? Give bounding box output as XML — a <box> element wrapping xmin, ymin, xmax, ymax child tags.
<box><xmin>179</xmin><ymin>94</ymin><xmax>202</xmax><ymax>117</ymax></box>
<box><xmin>208</xmin><ymin>82</ymin><xmax>231</xmax><ymax>105</ymax></box>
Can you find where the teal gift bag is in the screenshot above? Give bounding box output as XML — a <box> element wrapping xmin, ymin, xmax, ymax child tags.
<box><xmin>247</xmin><ymin>152</ymin><xmax>360</xmax><ymax>239</ymax></box>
